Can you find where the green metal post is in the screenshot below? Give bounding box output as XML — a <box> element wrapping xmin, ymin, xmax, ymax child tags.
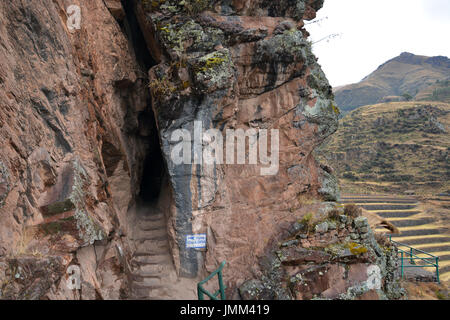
<box><xmin>436</xmin><ymin>257</ymin><xmax>440</xmax><ymax>284</ymax></box>
<box><xmin>197</xmin><ymin>261</ymin><xmax>226</xmax><ymax>300</ymax></box>
<box><xmin>410</xmin><ymin>248</ymin><xmax>414</xmax><ymax>264</ymax></box>
<box><xmin>198</xmin><ymin>284</ymin><xmax>204</xmax><ymax>300</ymax></box>
<box><xmin>218</xmin><ymin>269</ymin><xmax>226</xmax><ymax>300</ymax></box>
<box><xmin>401</xmin><ymin>251</ymin><xmax>404</xmax><ymax>279</ymax></box>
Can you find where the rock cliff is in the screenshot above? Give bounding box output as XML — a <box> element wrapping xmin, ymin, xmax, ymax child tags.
<box><xmin>0</xmin><ymin>0</ymin><xmax>373</xmax><ymax>300</ymax></box>
<box><xmin>239</xmin><ymin>205</ymin><xmax>405</xmax><ymax>300</ymax></box>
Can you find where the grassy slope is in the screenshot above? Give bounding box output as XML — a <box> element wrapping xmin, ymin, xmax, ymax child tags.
<box><xmin>317</xmin><ymin>101</ymin><xmax>450</xmax><ymax>195</ymax></box>
<box><xmin>416</xmin><ymin>80</ymin><xmax>450</xmax><ymax>103</ymax></box>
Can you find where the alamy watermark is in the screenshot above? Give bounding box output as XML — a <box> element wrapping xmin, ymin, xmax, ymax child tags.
<box><xmin>66</xmin><ymin>5</ymin><xmax>81</xmax><ymax>31</ymax></box>
<box><xmin>66</xmin><ymin>265</ymin><xmax>81</xmax><ymax>290</ymax></box>
<box><xmin>170</xmin><ymin>121</ymin><xmax>279</xmax><ymax>176</ymax></box>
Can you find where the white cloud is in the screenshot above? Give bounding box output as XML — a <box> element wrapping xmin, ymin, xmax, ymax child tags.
<box><xmin>307</xmin><ymin>0</ymin><xmax>450</xmax><ymax>87</ymax></box>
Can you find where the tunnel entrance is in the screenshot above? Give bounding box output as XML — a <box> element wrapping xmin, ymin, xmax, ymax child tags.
<box><xmin>138</xmin><ymin>131</ymin><xmax>165</xmax><ymax>204</ymax></box>
<box><xmin>119</xmin><ymin>0</ymin><xmax>166</xmax><ymax>205</ymax></box>
<box><xmin>118</xmin><ymin>0</ymin><xmax>200</xmax><ymax>299</ymax></box>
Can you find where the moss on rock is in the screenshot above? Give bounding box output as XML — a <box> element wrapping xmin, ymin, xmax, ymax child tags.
<box><xmin>157</xmin><ymin>20</ymin><xmax>224</xmax><ymax>57</ymax></box>
<box><xmin>192</xmin><ymin>49</ymin><xmax>235</xmax><ymax>93</ymax></box>
<box><xmin>256</xmin><ymin>29</ymin><xmax>309</xmax><ymax>63</ymax></box>
<box><xmin>70</xmin><ymin>159</ymin><xmax>106</xmax><ymax>245</ymax></box>
<box><xmin>0</xmin><ymin>161</ymin><xmax>10</xmax><ymax>208</ymax></box>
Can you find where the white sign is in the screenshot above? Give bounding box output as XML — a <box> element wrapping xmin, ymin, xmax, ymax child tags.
<box><xmin>186</xmin><ymin>234</ymin><xmax>207</xmax><ymax>249</ymax></box>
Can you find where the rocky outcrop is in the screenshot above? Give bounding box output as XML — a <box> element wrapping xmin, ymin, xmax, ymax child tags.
<box><xmin>0</xmin><ymin>0</ymin><xmax>342</xmax><ymax>299</ymax></box>
<box><xmin>0</xmin><ymin>0</ymin><xmax>151</xmax><ymax>299</ymax></box>
<box><xmin>239</xmin><ymin>207</ymin><xmax>406</xmax><ymax>300</ymax></box>
<box><xmin>137</xmin><ymin>0</ymin><xmax>340</xmax><ymax>292</ymax></box>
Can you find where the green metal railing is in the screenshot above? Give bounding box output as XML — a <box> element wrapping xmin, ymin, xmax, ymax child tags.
<box><xmin>389</xmin><ymin>236</ymin><xmax>440</xmax><ymax>283</ymax></box>
<box><xmin>197</xmin><ymin>261</ymin><xmax>226</xmax><ymax>300</ymax></box>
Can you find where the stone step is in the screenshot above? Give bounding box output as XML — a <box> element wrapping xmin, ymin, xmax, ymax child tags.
<box><xmin>399</xmin><ymin>243</ymin><xmax>450</xmax><ymax>251</ymax></box>
<box><xmin>139</xmin><ymin>213</ymin><xmax>165</xmax><ymax>222</ymax></box>
<box><xmin>393</xmin><ymin>229</ymin><xmax>443</xmax><ymax>237</ymax></box>
<box><xmin>138</xmin><ymin>264</ymin><xmax>169</xmax><ymax>275</ymax></box>
<box><xmin>139</xmin><ymin>219</ymin><xmax>167</xmax><ymax>231</ymax></box>
<box><xmin>132</xmin><ymin>277</ymin><xmax>163</xmax><ymax>288</ymax></box>
<box><xmin>131</xmin><ymin>231</ymin><xmax>168</xmax><ymax>242</ymax></box>
<box><xmin>135</xmin><ymin>239</ymin><xmax>169</xmax><ymax>253</ymax></box>
<box><xmin>340</xmin><ymin>199</ymin><xmax>418</xmax><ymax>204</ymax></box>
<box><xmin>132</xmin><ymin>254</ymin><xmax>172</xmax><ymax>265</ymax></box>
<box><xmin>130</xmin><ymin>273</ymin><xmax>161</xmax><ymax>282</ymax></box>
<box><xmin>390</xmin><ymin>218</ymin><xmax>435</xmax><ymax>228</ymax></box>
<box><xmin>135</xmin><ymin>228</ymin><xmax>168</xmax><ymax>239</ymax></box>
<box><xmin>131</xmin><ymin>286</ymin><xmax>171</xmax><ymax>300</ymax></box>
<box><xmin>360</xmin><ymin>204</ymin><xmax>417</xmax><ymax>210</ymax></box>
<box><xmin>375</xmin><ymin>210</ymin><xmax>421</xmax><ymax>218</ymax></box>
<box><xmin>393</xmin><ymin>237</ymin><xmax>450</xmax><ymax>246</ymax></box>
<box><xmin>130</xmin><ymin>286</ymin><xmax>162</xmax><ymax>299</ymax></box>
<box><xmin>440</xmin><ymin>265</ymin><xmax>450</xmax><ymax>274</ymax></box>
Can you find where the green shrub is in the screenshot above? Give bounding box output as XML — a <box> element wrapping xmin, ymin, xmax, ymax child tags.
<box><xmin>300</xmin><ymin>212</ymin><xmax>315</xmax><ymax>233</ymax></box>
<box><xmin>149</xmin><ymin>77</ymin><xmax>176</xmax><ymax>101</ymax></box>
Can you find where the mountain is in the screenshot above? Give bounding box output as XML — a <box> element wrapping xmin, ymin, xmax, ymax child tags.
<box><xmin>334</xmin><ymin>52</ymin><xmax>450</xmax><ymax>113</ymax></box>
<box><xmin>317</xmin><ymin>101</ymin><xmax>450</xmax><ymax>195</ymax></box>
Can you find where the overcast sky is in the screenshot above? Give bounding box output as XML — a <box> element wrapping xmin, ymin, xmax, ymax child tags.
<box><xmin>307</xmin><ymin>0</ymin><xmax>450</xmax><ymax>87</ymax></box>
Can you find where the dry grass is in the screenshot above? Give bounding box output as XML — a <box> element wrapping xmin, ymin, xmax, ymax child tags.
<box><xmin>13</xmin><ymin>226</ymin><xmax>38</xmax><ymax>256</ymax></box>
<box><xmin>297</xmin><ymin>194</ymin><xmax>319</xmax><ymax>205</ymax></box>
<box><xmin>300</xmin><ymin>212</ymin><xmax>315</xmax><ymax>234</ymax></box>
<box><xmin>403</xmin><ymin>281</ymin><xmax>449</xmax><ymax>300</ymax></box>
<box><xmin>343</xmin><ymin>204</ymin><xmax>362</xmax><ymax>218</ymax></box>
<box><xmin>327</xmin><ymin>209</ymin><xmax>341</xmax><ymax>220</ymax></box>
<box><xmin>319</xmin><ymin>101</ymin><xmax>450</xmax><ymax>195</ymax></box>
<box><xmin>374</xmin><ymin>232</ymin><xmax>392</xmax><ymax>247</ymax></box>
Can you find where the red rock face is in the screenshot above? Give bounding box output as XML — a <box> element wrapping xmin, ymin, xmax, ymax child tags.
<box><xmin>239</xmin><ymin>215</ymin><xmax>404</xmax><ymax>300</ymax></box>
<box><xmin>0</xmin><ymin>0</ymin><xmax>148</xmax><ymax>299</ymax></box>
<box><xmin>0</xmin><ymin>0</ymin><xmax>340</xmax><ymax>299</ymax></box>
<box><xmin>139</xmin><ymin>0</ymin><xmax>339</xmax><ymax>292</ymax></box>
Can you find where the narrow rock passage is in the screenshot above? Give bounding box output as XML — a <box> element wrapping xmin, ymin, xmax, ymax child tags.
<box><xmin>128</xmin><ymin>180</ymin><xmax>198</xmax><ymax>300</ymax></box>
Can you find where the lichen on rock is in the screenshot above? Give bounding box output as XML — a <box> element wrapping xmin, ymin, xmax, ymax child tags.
<box><xmin>256</xmin><ymin>29</ymin><xmax>310</xmax><ymax>63</ymax></box>
<box><xmin>192</xmin><ymin>48</ymin><xmax>235</xmax><ymax>93</ymax></box>
<box><xmin>239</xmin><ymin>209</ymin><xmax>406</xmax><ymax>300</ymax></box>
<box><xmin>0</xmin><ymin>0</ymin><xmax>346</xmax><ymax>299</ymax></box>
<box><xmin>157</xmin><ymin>19</ymin><xmax>224</xmax><ymax>57</ymax></box>
<box><xmin>0</xmin><ymin>161</ymin><xmax>10</xmax><ymax>208</ymax></box>
<box><xmin>70</xmin><ymin>159</ymin><xmax>106</xmax><ymax>246</ymax></box>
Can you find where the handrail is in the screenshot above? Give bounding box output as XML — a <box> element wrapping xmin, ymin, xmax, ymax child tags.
<box><xmin>390</xmin><ymin>239</ymin><xmax>439</xmax><ymax>258</ymax></box>
<box><xmin>389</xmin><ymin>236</ymin><xmax>440</xmax><ymax>283</ymax></box>
<box><xmin>197</xmin><ymin>261</ymin><xmax>226</xmax><ymax>300</ymax></box>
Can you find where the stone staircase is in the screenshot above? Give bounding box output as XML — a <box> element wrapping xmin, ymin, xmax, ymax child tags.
<box><xmin>129</xmin><ymin>207</ymin><xmax>198</xmax><ymax>300</ymax></box>
<box><xmin>341</xmin><ymin>194</ymin><xmax>450</xmax><ymax>282</ymax></box>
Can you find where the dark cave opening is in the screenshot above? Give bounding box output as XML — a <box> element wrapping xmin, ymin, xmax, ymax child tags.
<box><xmin>120</xmin><ymin>0</ymin><xmax>155</xmax><ymax>71</ymax></box>
<box><xmin>120</xmin><ymin>0</ymin><xmax>166</xmax><ymax>205</ymax></box>
<box><xmin>139</xmin><ymin>129</ymin><xmax>166</xmax><ymax>203</ymax></box>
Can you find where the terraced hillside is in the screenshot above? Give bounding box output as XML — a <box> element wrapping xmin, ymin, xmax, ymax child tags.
<box><xmin>341</xmin><ymin>194</ymin><xmax>450</xmax><ymax>283</ymax></box>
<box><xmin>334</xmin><ymin>52</ymin><xmax>450</xmax><ymax>113</ymax></box>
<box><xmin>318</xmin><ymin>101</ymin><xmax>450</xmax><ymax>195</ymax></box>
<box><xmin>416</xmin><ymin>79</ymin><xmax>450</xmax><ymax>103</ymax></box>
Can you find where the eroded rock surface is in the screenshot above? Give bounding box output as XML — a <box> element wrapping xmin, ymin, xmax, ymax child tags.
<box><xmin>138</xmin><ymin>0</ymin><xmax>340</xmax><ymax>292</ymax></box>
<box><xmin>0</xmin><ymin>0</ymin><xmax>150</xmax><ymax>299</ymax></box>
<box><xmin>0</xmin><ymin>0</ymin><xmax>345</xmax><ymax>299</ymax></box>
<box><xmin>239</xmin><ymin>209</ymin><xmax>406</xmax><ymax>300</ymax></box>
